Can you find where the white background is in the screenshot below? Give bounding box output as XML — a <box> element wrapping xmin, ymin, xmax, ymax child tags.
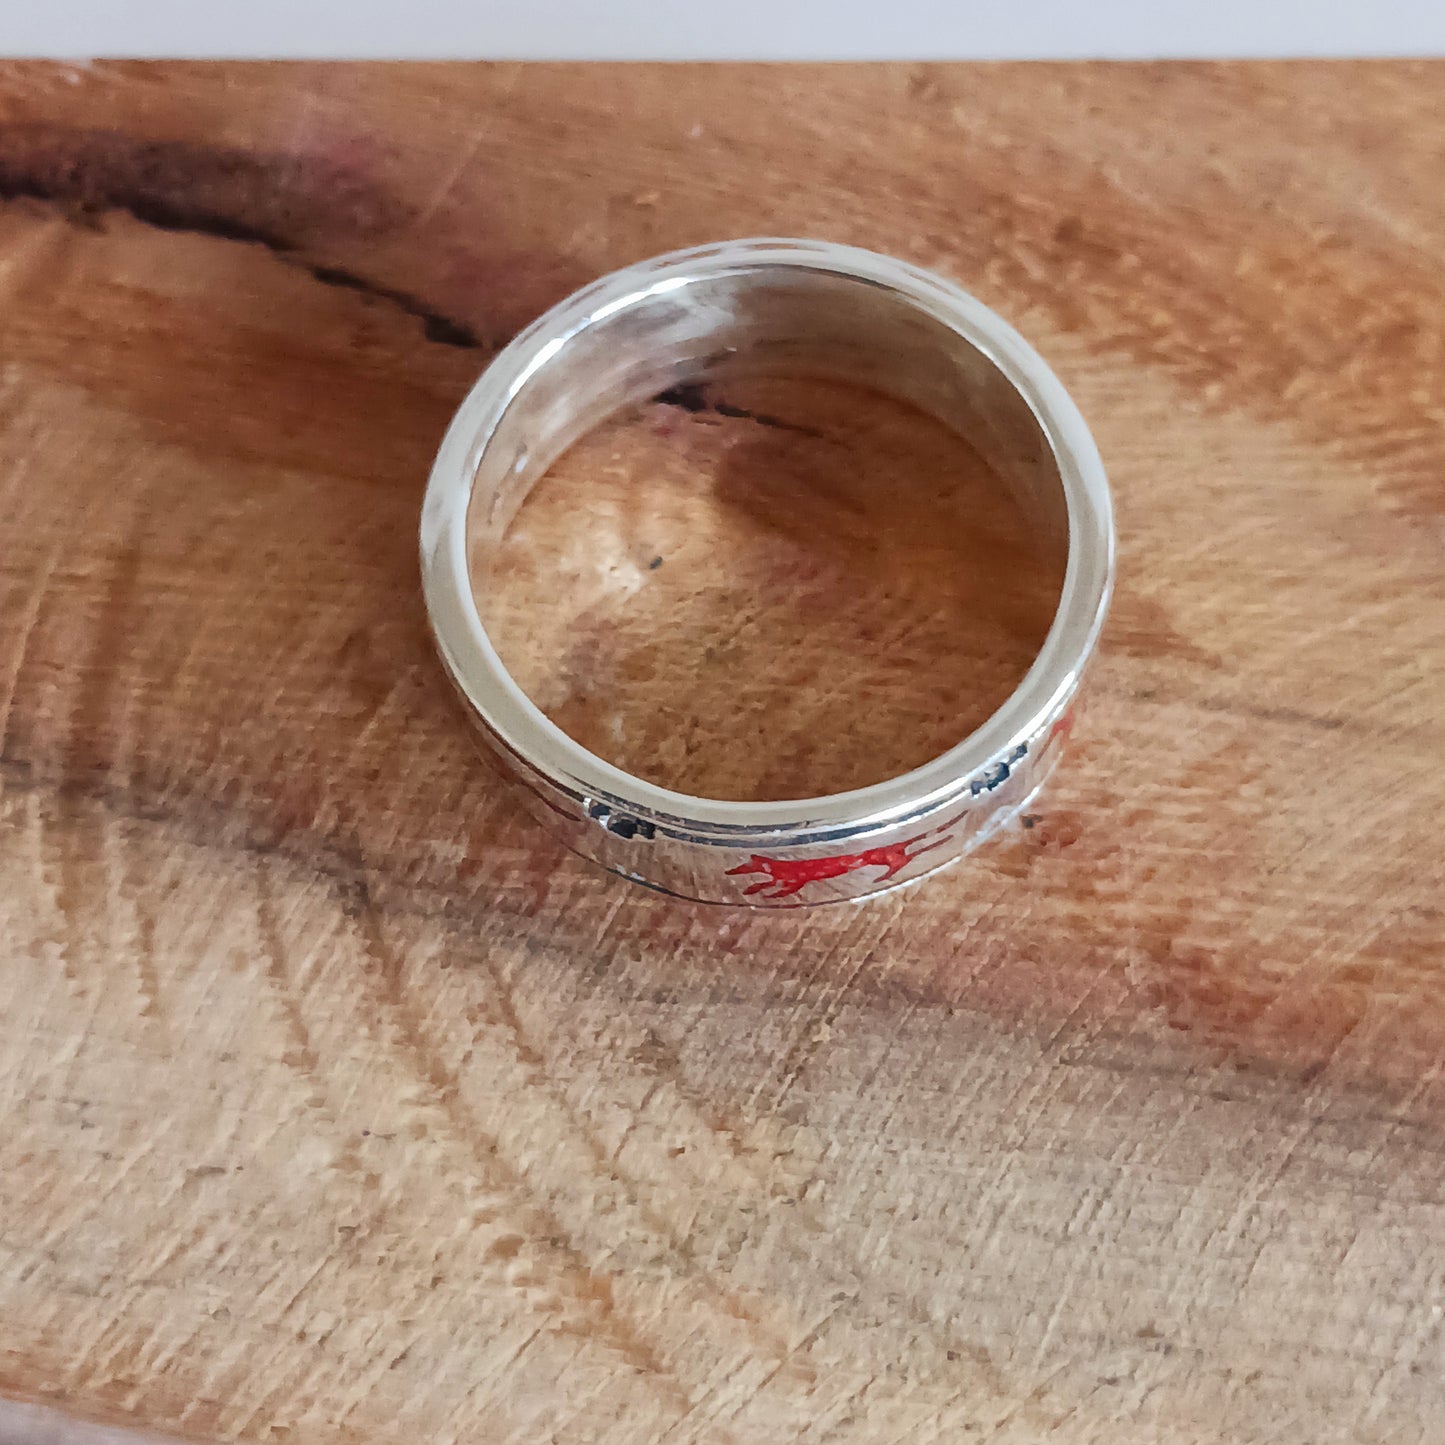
<box><xmin>1</xmin><ymin>0</ymin><xmax>1442</xmax><ymax>60</ymax></box>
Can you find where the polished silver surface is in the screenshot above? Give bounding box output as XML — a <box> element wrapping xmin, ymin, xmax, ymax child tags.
<box><xmin>421</xmin><ymin>239</ymin><xmax>1114</xmax><ymax>905</ymax></box>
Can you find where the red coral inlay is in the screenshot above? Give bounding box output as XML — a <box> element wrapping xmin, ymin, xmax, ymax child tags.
<box><xmin>725</xmin><ymin>726</ymin><xmax>1055</xmax><ymax>900</ymax></box>
<box><xmin>726</xmin><ymin>833</ymin><xmax>948</xmax><ymax>901</ymax></box>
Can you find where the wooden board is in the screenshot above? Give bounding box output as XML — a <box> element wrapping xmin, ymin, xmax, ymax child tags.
<box><xmin>0</xmin><ymin>60</ymin><xmax>1442</xmax><ymax>1445</ymax></box>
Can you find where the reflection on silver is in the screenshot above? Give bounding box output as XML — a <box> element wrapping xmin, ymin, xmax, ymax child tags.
<box><xmin>421</xmin><ymin>239</ymin><xmax>1114</xmax><ymax>905</ymax></box>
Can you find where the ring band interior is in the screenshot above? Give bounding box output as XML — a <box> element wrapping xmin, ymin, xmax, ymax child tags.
<box><xmin>466</xmin><ymin>264</ymin><xmax>1069</xmax><ymax>588</ymax></box>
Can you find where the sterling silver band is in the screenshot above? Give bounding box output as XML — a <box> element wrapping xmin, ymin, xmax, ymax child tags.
<box><xmin>421</xmin><ymin>239</ymin><xmax>1114</xmax><ymax>905</ymax></box>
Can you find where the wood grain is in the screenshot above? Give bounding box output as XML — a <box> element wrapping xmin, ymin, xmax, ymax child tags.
<box><xmin>0</xmin><ymin>60</ymin><xmax>1442</xmax><ymax>1445</ymax></box>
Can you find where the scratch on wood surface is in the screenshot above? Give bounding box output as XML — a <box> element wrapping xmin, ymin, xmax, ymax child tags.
<box><xmin>115</xmin><ymin>824</ymin><xmax>165</xmax><ymax>1034</ymax></box>
<box><xmin>461</xmin><ymin>942</ymin><xmax>822</xmax><ymax>1371</ymax></box>
<box><xmin>408</xmin><ymin>121</ymin><xmax>492</xmax><ymax>233</ymax></box>
<box><xmin>0</xmin><ymin>540</ymin><xmax>58</xmax><ymax>760</ymax></box>
<box><xmin>1356</xmin><ymin>1285</ymin><xmax>1445</xmax><ymax>1432</ymax></box>
<box><xmin>341</xmin><ymin>871</ymin><xmax>697</xmax><ymax>1412</ymax></box>
<box><xmin>746</xmin><ymin>907</ymin><xmax>904</xmax><ymax>1116</ymax></box>
<box><xmin>37</xmin><ymin>797</ymin><xmax>100</xmax><ymax>1007</ymax></box>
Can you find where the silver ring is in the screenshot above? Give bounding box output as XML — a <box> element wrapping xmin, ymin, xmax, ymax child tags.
<box><xmin>421</xmin><ymin>239</ymin><xmax>1114</xmax><ymax>905</ymax></box>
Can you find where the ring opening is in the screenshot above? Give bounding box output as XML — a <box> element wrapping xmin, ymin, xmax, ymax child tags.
<box><xmin>464</xmin><ymin>261</ymin><xmax>1070</xmax><ymax>803</ymax></box>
